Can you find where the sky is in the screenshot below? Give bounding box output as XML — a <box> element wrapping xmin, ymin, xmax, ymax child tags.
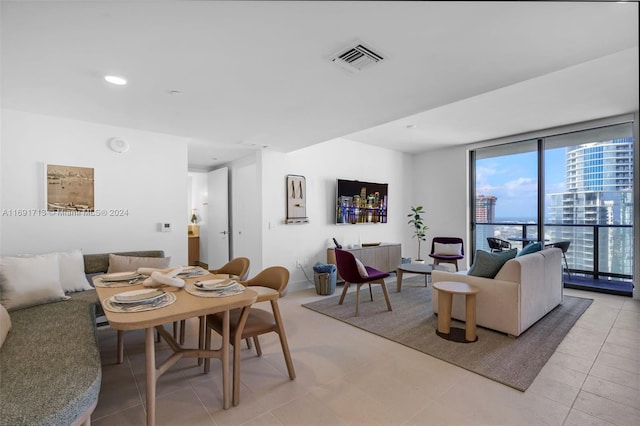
<box><xmin>475</xmin><ymin>148</ymin><xmax>567</xmax><ymax>221</ymax></box>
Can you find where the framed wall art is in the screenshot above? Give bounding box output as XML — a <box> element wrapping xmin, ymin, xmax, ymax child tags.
<box><xmin>46</xmin><ymin>164</ymin><xmax>95</xmax><ymax>212</ymax></box>
<box><xmin>285</xmin><ymin>174</ymin><xmax>308</xmax><ymax>224</ymax></box>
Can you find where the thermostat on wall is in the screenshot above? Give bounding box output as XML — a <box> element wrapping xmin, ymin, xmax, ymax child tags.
<box><xmin>158</xmin><ymin>223</ymin><xmax>172</xmax><ymax>232</ymax></box>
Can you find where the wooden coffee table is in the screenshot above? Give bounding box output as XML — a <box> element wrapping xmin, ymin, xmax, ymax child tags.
<box><xmin>432</xmin><ymin>281</ymin><xmax>479</xmax><ymax>343</ymax></box>
<box><xmin>395</xmin><ymin>263</ymin><xmax>449</xmax><ymax>292</ymax></box>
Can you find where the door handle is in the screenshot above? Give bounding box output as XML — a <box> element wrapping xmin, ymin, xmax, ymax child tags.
<box><xmin>220</xmin><ymin>230</ymin><xmax>228</xmax><ymax>235</ymax></box>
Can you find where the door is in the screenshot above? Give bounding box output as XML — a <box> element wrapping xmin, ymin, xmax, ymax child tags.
<box><xmin>232</xmin><ymin>163</ymin><xmax>261</xmax><ymax>271</ymax></box>
<box><xmin>207</xmin><ymin>167</ymin><xmax>230</xmax><ymax>268</ymax></box>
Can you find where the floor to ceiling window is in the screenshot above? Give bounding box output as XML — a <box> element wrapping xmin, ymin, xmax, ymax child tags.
<box><xmin>472</xmin><ymin>139</ymin><xmax>539</xmax><ymax>252</ymax></box>
<box><xmin>471</xmin><ymin>122</ymin><xmax>634</xmax><ymax>296</ymax></box>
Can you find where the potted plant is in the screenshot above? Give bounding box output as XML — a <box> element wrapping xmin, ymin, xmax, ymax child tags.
<box><xmin>408</xmin><ymin>205</ymin><xmax>428</xmax><ymax>263</ymax></box>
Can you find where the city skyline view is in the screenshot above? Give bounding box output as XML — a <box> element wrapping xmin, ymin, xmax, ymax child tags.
<box><xmin>476</xmin><ymin>152</ymin><xmax>564</xmax><ymax>221</ymax></box>
<box><xmin>474</xmin><ymin>129</ymin><xmax>634</xmax><ymax>291</ymax></box>
<box><xmin>475</xmin><ymin>142</ymin><xmax>629</xmax><ymax>223</ymax></box>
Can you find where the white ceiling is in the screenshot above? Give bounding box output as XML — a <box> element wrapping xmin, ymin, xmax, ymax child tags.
<box><xmin>2</xmin><ymin>1</ymin><xmax>638</xmax><ymax>171</ymax></box>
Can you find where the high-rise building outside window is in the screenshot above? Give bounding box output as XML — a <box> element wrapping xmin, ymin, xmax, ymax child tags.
<box><xmin>472</xmin><ymin>121</ymin><xmax>634</xmax><ymax>295</ymax></box>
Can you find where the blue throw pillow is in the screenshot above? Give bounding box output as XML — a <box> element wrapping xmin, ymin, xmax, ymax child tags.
<box><xmin>468</xmin><ymin>249</ymin><xmax>517</xmax><ymax>278</ymax></box>
<box><xmin>517</xmin><ymin>242</ymin><xmax>542</xmax><ymax>257</ymax></box>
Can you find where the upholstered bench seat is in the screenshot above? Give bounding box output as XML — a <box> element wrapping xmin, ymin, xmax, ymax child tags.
<box><xmin>0</xmin><ymin>292</ymin><xmax>101</xmax><ymax>426</ymax></box>
<box><xmin>0</xmin><ymin>250</ymin><xmax>165</xmax><ymax>426</ymax></box>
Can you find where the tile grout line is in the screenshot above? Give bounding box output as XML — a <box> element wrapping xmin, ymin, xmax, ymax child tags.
<box><xmin>561</xmin><ymin>301</ymin><xmax>622</xmax><ymax>426</ymax></box>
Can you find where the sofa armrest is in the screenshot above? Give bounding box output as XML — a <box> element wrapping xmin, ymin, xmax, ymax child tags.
<box><xmin>518</xmin><ymin>248</ymin><xmax>563</xmax><ymax>331</ymax></box>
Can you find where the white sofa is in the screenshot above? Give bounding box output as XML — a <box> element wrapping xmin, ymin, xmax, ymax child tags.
<box><xmin>431</xmin><ymin>247</ymin><xmax>563</xmax><ymax>337</ymax></box>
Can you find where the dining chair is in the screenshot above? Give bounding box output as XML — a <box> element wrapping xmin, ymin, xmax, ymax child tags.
<box><xmin>487</xmin><ymin>237</ymin><xmax>512</xmax><ymax>253</ymax></box>
<box><xmin>209</xmin><ymin>257</ymin><xmax>251</xmax><ymax>281</ymax></box>
<box><xmin>550</xmin><ymin>241</ymin><xmax>571</xmax><ymax>278</ymax></box>
<box><xmin>204</xmin><ymin>266</ymin><xmax>295</xmax><ymax>406</ymax></box>
<box><xmin>176</xmin><ymin>257</ymin><xmax>251</xmax><ymax>347</ymax></box>
<box><xmin>334</xmin><ymin>249</ymin><xmax>392</xmax><ymax>317</ymax></box>
<box><xmin>429</xmin><ymin>237</ymin><xmax>465</xmax><ymax>271</ymax></box>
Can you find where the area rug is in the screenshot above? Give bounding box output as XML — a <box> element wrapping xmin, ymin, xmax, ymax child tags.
<box><xmin>302</xmin><ymin>278</ymin><xmax>592</xmax><ymax>391</ymax></box>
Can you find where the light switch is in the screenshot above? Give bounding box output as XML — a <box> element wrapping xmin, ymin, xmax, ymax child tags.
<box><xmin>158</xmin><ymin>223</ymin><xmax>172</xmax><ymax>232</ymax></box>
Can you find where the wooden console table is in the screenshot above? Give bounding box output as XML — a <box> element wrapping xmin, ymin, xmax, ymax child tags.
<box><xmin>327</xmin><ymin>243</ymin><xmax>401</xmax><ymax>280</ymax></box>
<box><xmin>188</xmin><ymin>236</ymin><xmax>200</xmax><ymax>266</ymax></box>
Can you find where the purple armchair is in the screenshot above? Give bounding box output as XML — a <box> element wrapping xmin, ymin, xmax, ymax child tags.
<box><xmin>334</xmin><ymin>249</ymin><xmax>392</xmax><ymax>316</ymax></box>
<box><xmin>428</xmin><ymin>237</ymin><xmax>465</xmax><ymax>271</ymax></box>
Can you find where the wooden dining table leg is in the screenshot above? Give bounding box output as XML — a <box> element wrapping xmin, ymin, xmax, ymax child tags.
<box><xmin>117</xmin><ymin>330</ymin><xmax>124</xmax><ymax>364</ymax></box>
<box><xmin>221</xmin><ymin>310</ymin><xmax>230</xmax><ymax>410</ymax></box>
<box><xmin>145</xmin><ymin>327</ymin><xmax>156</xmax><ymax>426</ymax></box>
<box><xmin>197</xmin><ymin>316</ymin><xmax>205</xmax><ymax>366</ymax></box>
<box><xmin>232</xmin><ymin>306</ymin><xmax>253</xmax><ymax>406</ymax></box>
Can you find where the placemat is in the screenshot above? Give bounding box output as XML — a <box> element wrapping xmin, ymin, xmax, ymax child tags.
<box><xmin>184</xmin><ymin>281</ymin><xmax>245</xmax><ymax>298</ymax></box>
<box><xmin>102</xmin><ymin>292</ymin><xmax>177</xmax><ymax>313</ymax></box>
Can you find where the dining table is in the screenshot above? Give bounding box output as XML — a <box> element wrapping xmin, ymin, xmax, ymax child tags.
<box><xmin>94</xmin><ymin>272</ymin><xmax>257</xmax><ymax>426</ymax></box>
<box><xmin>508</xmin><ymin>237</ymin><xmax>548</xmax><ymax>248</ymax></box>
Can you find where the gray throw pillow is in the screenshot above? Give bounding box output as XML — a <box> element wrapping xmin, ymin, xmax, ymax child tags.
<box><xmin>468</xmin><ymin>249</ymin><xmax>517</xmax><ymax>278</ymax></box>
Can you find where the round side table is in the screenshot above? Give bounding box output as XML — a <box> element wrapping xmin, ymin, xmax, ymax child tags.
<box><xmin>432</xmin><ymin>281</ymin><xmax>480</xmax><ymax>343</ymax></box>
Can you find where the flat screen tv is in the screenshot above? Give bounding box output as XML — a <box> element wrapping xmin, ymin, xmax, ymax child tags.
<box><xmin>335</xmin><ymin>179</ymin><xmax>388</xmax><ymax>224</ymax></box>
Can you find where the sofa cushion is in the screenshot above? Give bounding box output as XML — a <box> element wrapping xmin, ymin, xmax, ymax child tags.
<box><xmin>0</xmin><ymin>255</ymin><xmax>67</xmax><ymax>311</ymax></box>
<box><xmin>434</xmin><ymin>242</ymin><xmax>462</xmax><ymax>256</ymax></box>
<box><xmin>468</xmin><ymin>249</ymin><xmax>517</xmax><ymax>278</ymax></box>
<box><xmin>107</xmin><ymin>253</ymin><xmax>171</xmax><ymax>273</ymax></box>
<box><xmin>0</xmin><ymin>304</ymin><xmax>10</xmax><ymax>349</ymax></box>
<box><xmin>58</xmin><ymin>249</ymin><xmax>94</xmax><ymax>293</ymax></box>
<box><xmin>354</xmin><ymin>257</ymin><xmax>369</xmax><ymax>277</ymax></box>
<box><xmin>517</xmin><ymin>242</ymin><xmax>542</xmax><ymax>257</ymax></box>
<box><xmin>83</xmin><ymin>250</ymin><xmax>166</xmax><ymax>274</ymax></box>
<box><xmin>0</xmin><ymin>296</ymin><xmax>101</xmax><ymax>425</ymax></box>
<box><xmin>13</xmin><ymin>250</ymin><xmax>93</xmax><ymax>293</ymax></box>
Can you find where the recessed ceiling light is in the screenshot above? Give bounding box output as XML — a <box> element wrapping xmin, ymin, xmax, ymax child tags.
<box><xmin>104</xmin><ymin>75</ymin><xmax>127</xmax><ymax>85</ymax></box>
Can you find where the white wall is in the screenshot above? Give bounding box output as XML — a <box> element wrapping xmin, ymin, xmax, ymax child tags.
<box><xmin>246</xmin><ymin>138</ymin><xmax>413</xmax><ymax>290</ymax></box>
<box><xmin>412</xmin><ymin>145</ymin><xmax>470</xmax><ymax>269</ymax></box>
<box><xmin>1</xmin><ymin>110</ymin><xmax>189</xmax><ymax>263</ymax></box>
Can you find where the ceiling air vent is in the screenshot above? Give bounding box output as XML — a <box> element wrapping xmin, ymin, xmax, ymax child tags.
<box><xmin>331</xmin><ymin>42</ymin><xmax>384</xmax><ymax>72</ymax></box>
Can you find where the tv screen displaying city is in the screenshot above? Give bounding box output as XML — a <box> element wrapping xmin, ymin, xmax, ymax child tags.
<box><xmin>335</xmin><ymin>179</ymin><xmax>388</xmax><ymax>224</ymax></box>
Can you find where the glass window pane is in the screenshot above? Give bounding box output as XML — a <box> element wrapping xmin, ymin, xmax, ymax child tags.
<box><xmin>474</xmin><ymin>139</ymin><xmax>538</xmax><ymax>251</ymax></box>
<box><xmin>544</xmin><ymin>123</ymin><xmax>634</xmax><ymax>284</ymax></box>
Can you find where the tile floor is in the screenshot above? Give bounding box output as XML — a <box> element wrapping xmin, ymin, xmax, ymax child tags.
<box><xmin>92</xmin><ymin>278</ymin><xmax>639</xmax><ymax>426</ymax></box>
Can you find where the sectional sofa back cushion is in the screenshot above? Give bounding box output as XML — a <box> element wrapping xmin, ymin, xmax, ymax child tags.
<box><xmin>467</xmin><ymin>248</ymin><xmax>517</xmax><ymax>278</ymax></box>
<box><xmin>0</xmin><ymin>255</ymin><xmax>67</xmax><ymax>311</ymax></box>
<box><xmin>83</xmin><ymin>250</ymin><xmax>166</xmax><ymax>274</ymax></box>
<box><xmin>107</xmin><ymin>253</ymin><xmax>171</xmax><ymax>273</ymax></box>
